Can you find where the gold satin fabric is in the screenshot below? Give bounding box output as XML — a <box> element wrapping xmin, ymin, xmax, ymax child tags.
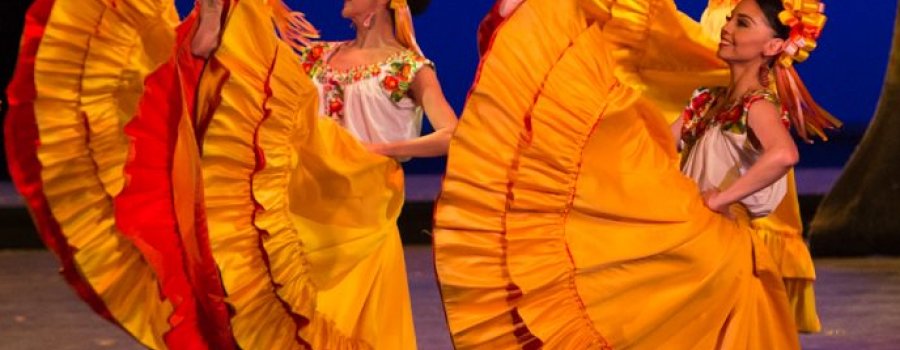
<box><xmin>30</xmin><ymin>0</ymin><xmax>180</xmax><ymax>347</ymax></box>
<box><xmin>434</xmin><ymin>0</ymin><xmax>799</xmax><ymax>348</ymax></box>
<box><xmin>197</xmin><ymin>0</ymin><xmax>416</xmax><ymax>348</ymax></box>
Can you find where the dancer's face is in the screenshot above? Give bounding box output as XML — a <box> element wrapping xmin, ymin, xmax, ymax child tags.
<box><xmin>717</xmin><ymin>0</ymin><xmax>785</xmax><ymax>64</ymax></box>
<box><xmin>342</xmin><ymin>0</ymin><xmax>388</xmax><ymax>19</ymax></box>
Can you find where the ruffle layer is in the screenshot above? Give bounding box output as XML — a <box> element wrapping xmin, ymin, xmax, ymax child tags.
<box><xmin>115</xmin><ymin>9</ymin><xmax>236</xmax><ymax>350</ymax></box>
<box><xmin>201</xmin><ymin>0</ymin><xmax>415</xmax><ymax>348</ymax></box>
<box><xmin>583</xmin><ymin>0</ymin><xmax>730</xmax><ymax>120</ymax></box>
<box><xmin>4</xmin><ymin>0</ymin><xmax>114</xmax><ymax>333</ymax></box>
<box><xmin>751</xmin><ymin>171</ymin><xmax>821</xmax><ymax>333</ymax></box>
<box><xmin>198</xmin><ymin>2</ymin><xmax>308</xmax><ymax>347</ymax></box>
<box><xmin>5</xmin><ymin>0</ymin><xmax>183</xmax><ymax>348</ymax></box>
<box><xmin>435</xmin><ymin>1</ymin><xmax>586</xmax><ymax>346</ymax></box>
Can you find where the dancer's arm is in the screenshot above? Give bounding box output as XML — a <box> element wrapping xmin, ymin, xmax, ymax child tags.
<box><xmin>191</xmin><ymin>0</ymin><xmax>224</xmax><ymax>58</ymax></box>
<box><xmin>365</xmin><ymin>66</ymin><xmax>458</xmax><ymax>158</ymax></box>
<box><xmin>498</xmin><ymin>0</ymin><xmax>524</xmax><ymax>17</ymax></box>
<box><xmin>705</xmin><ymin>101</ymin><xmax>799</xmax><ymax>214</ymax></box>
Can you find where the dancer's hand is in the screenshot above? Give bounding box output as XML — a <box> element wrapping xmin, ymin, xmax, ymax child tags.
<box><xmin>363</xmin><ymin>143</ymin><xmax>391</xmax><ymax>157</ymax></box>
<box><xmin>702</xmin><ymin>189</ymin><xmax>734</xmax><ymax>219</ymax></box>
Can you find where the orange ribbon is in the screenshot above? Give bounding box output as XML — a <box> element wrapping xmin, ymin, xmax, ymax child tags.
<box><xmin>390</xmin><ymin>0</ymin><xmax>423</xmax><ymax>55</ymax></box>
<box><xmin>772</xmin><ymin>1</ymin><xmax>841</xmax><ymax>142</ymax></box>
<box><xmin>269</xmin><ymin>0</ymin><xmax>320</xmax><ymax>51</ymax></box>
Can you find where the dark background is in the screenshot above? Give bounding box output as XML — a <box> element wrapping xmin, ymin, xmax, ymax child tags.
<box><xmin>1</xmin><ymin>0</ymin><xmax>897</xmax><ymax>180</ymax></box>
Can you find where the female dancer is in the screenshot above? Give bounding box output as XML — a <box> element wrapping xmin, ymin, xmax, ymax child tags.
<box><xmin>193</xmin><ymin>0</ymin><xmax>456</xmax><ymax>159</ymax></box>
<box><xmin>675</xmin><ymin>0</ymin><xmax>831</xmax><ymax>333</ymax></box>
<box><xmin>433</xmin><ymin>0</ymin><xmax>833</xmax><ymax>348</ymax></box>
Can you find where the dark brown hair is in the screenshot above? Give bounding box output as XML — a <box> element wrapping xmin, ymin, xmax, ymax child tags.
<box><xmin>387</xmin><ymin>0</ymin><xmax>431</xmax><ymax>16</ymax></box>
<box><xmin>755</xmin><ymin>0</ymin><xmax>791</xmax><ymax>39</ymax></box>
<box><xmin>407</xmin><ymin>0</ymin><xmax>431</xmax><ymax>15</ymax></box>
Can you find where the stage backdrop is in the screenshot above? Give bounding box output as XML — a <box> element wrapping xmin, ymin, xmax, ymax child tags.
<box><xmin>173</xmin><ymin>0</ymin><xmax>897</xmax><ymax>173</ymax></box>
<box><xmin>0</xmin><ymin>0</ymin><xmax>896</xmax><ymax>180</ymax></box>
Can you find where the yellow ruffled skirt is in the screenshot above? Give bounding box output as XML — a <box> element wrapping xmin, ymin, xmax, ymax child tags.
<box><xmin>751</xmin><ymin>172</ymin><xmax>821</xmax><ymax>333</ymax></box>
<box><xmin>195</xmin><ymin>0</ymin><xmax>416</xmax><ymax>348</ymax></box>
<box><xmin>434</xmin><ymin>0</ymin><xmax>799</xmax><ymax>348</ymax></box>
<box><xmin>5</xmin><ymin>0</ymin><xmax>182</xmax><ymax>348</ymax></box>
<box><xmin>7</xmin><ymin>0</ymin><xmax>416</xmax><ymax>348</ymax></box>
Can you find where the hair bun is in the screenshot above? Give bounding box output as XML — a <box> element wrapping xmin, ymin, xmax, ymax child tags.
<box><xmin>407</xmin><ymin>0</ymin><xmax>431</xmax><ymax>16</ymax></box>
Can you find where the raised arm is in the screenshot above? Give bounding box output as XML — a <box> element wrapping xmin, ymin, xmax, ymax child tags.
<box><xmin>191</xmin><ymin>0</ymin><xmax>225</xmax><ymax>58</ymax></box>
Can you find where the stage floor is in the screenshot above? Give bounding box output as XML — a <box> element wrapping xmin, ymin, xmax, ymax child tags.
<box><xmin>1</xmin><ymin>246</ymin><xmax>898</xmax><ymax>349</ymax></box>
<box><xmin>0</xmin><ymin>169</ymin><xmax>845</xmax><ymax>208</ymax></box>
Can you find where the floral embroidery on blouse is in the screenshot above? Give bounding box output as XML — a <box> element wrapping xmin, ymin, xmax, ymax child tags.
<box><xmin>382</xmin><ymin>55</ymin><xmax>430</xmax><ymax>103</ymax></box>
<box><xmin>680</xmin><ymin>86</ymin><xmax>789</xmax><ymax>147</ymax></box>
<box><xmin>299</xmin><ymin>42</ymin><xmax>333</xmax><ymax>77</ymax></box>
<box><xmin>322</xmin><ymin>76</ymin><xmax>346</xmax><ymax>120</ymax></box>
<box><xmin>298</xmin><ymin>42</ymin><xmax>433</xmax><ymax>120</ymax></box>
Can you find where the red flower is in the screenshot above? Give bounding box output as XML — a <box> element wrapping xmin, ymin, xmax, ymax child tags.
<box><xmin>328</xmin><ymin>98</ymin><xmax>343</xmax><ymax>114</ymax></box>
<box><xmin>718</xmin><ymin>106</ymin><xmax>742</xmax><ymax>123</ymax></box>
<box><xmin>681</xmin><ymin>108</ymin><xmax>694</xmax><ymax>123</ymax></box>
<box><xmin>383</xmin><ymin>76</ymin><xmax>399</xmax><ymax>91</ymax></box>
<box><xmin>696</xmin><ymin>120</ymin><xmax>708</xmax><ymax>135</ymax></box>
<box><xmin>302</xmin><ymin>62</ymin><xmax>313</xmax><ymax>74</ymax></box>
<box><xmin>309</xmin><ymin>46</ymin><xmax>324</xmax><ymax>60</ymax></box>
<box><xmin>691</xmin><ymin>91</ymin><xmax>712</xmax><ymax>111</ymax></box>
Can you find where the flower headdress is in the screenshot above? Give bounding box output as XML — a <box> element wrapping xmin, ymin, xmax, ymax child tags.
<box><xmin>773</xmin><ymin>0</ymin><xmax>841</xmax><ymax>142</ymax></box>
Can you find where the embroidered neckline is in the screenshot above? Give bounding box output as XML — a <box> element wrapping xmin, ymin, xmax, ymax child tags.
<box><xmin>323</xmin><ymin>42</ymin><xmax>410</xmax><ymax>75</ymax></box>
<box><xmin>680</xmin><ymin>87</ymin><xmax>786</xmax><ymax>145</ymax></box>
<box><xmin>300</xmin><ymin>41</ymin><xmax>432</xmax><ymax>120</ymax></box>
